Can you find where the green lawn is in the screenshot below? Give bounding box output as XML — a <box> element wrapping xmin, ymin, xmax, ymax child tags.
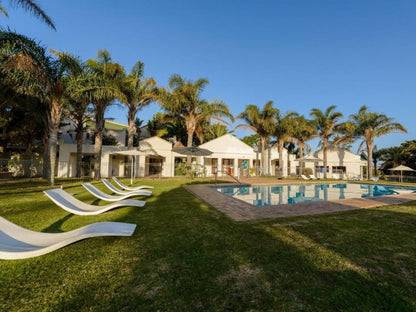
<box><xmin>1</xmin><ymin>178</ymin><xmax>415</xmax><ymax>311</ymax></box>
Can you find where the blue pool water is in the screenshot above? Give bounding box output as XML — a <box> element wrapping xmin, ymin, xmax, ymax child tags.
<box><xmin>213</xmin><ymin>183</ymin><xmax>416</xmax><ymax>207</ymax></box>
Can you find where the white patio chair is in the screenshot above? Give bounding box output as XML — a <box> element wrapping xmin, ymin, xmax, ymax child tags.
<box><xmin>332</xmin><ymin>173</ymin><xmax>340</xmax><ymax>180</ymax></box>
<box><xmin>102</xmin><ymin>179</ymin><xmax>153</xmax><ymax>196</ymax></box>
<box><xmin>370</xmin><ymin>176</ymin><xmax>379</xmax><ymax>182</ymax></box>
<box><xmin>83</xmin><ymin>183</ymin><xmax>151</xmax><ymax>202</ymax></box>
<box><xmin>0</xmin><ymin>216</ymin><xmax>136</xmax><ymax>260</ymax></box>
<box><xmin>301</xmin><ymin>174</ymin><xmax>310</xmax><ymax>180</ymax></box>
<box><xmin>44</xmin><ymin>188</ymin><xmax>145</xmax><ymax>216</ymax></box>
<box><xmin>112</xmin><ymin>177</ymin><xmax>154</xmax><ymax>191</ymax></box>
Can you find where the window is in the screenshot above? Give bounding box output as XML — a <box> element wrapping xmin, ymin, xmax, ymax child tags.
<box><xmin>332</xmin><ymin>166</ymin><xmax>346</xmax><ymax>174</ymax></box>
<box><xmin>316</xmin><ymin>166</ymin><xmax>329</xmax><ymax>173</ymax></box>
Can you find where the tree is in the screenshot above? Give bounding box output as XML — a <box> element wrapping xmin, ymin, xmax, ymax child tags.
<box><xmin>120</xmin><ymin>61</ymin><xmax>157</xmax><ymax>149</ymax></box>
<box><xmin>147</xmin><ymin>112</ymin><xmax>187</xmax><ymax>143</ymax></box>
<box><xmin>274</xmin><ymin>111</ymin><xmax>297</xmax><ymax>177</ymax></box>
<box><xmin>379</xmin><ymin>146</ymin><xmax>404</xmax><ymax>171</ymax></box>
<box><xmin>340</xmin><ymin>106</ymin><xmax>407</xmax><ymax>179</ymax></box>
<box><xmin>292</xmin><ymin>115</ymin><xmax>316</xmax><ymax>158</ymax></box>
<box><xmin>54</xmin><ymin>51</ymin><xmax>92</xmax><ymax>178</ymax></box>
<box><xmin>400</xmin><ymin>140</ymin><xmax>416</xmax><ymax>168</ymax></box>
<box><xmin>202</xmin><ymin>122</ymin><xmax>229</xmax><ymax>142</ymax></box>
<box><xmin>158</xmin><ymin>74</ymin><xmax>233</xmax><ymax>161</ymax></box>
<box><xmin>132</xmin><ymin>117</ymin><xmax>144</xmax><ymax>146</ymax></box>
<box><xmin>372</xmin><ymin>145</ymin><xmax>382</xmax><ymax>176</ymax></box>
<box><xmin>236</xmin><ymin>101</ymin><xmax>279</xmax><ymax>175</ymax></box>
<box><xmin>310</xmin><ymin>105</ymin><xmax>343</xmax><ymax>178</ymax></box>
<box><xmin>241</xmin><ymin>134</ymin><xmax>260</xmax><ymax>148</ymax></box>
<box><xmin>83</xmin><ymin>50</ymin><xmax>125</xmax><ymax>180</ymax></box>
<box><xmin>0</xmin><ymin>86</ymin><xmax>45</xmax><ymax>159</ymax></box>
<box><xmin>0</xmin><ymin>31</ymin><xmax>80</xmax><ymax>184</ymax></box>
<box><xmin>0</xmin><ymin>0</ymin><xmax>55</xmax><ymax>29</ymax></box>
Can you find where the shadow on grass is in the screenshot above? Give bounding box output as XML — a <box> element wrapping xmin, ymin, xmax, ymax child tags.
<box><xmin>42</xmin><ymin>183</ymin><xmax>415</xmax><ymax>311</ymax></box>
<box><xmin>2</xmin><ymin>179</ymin><xmax>415</xmax><ymax>311</ymax></box>
<box><xmin>42</xmin><ymin>214</ymin><xmax>73</xmax><ymax>233</ymax></box>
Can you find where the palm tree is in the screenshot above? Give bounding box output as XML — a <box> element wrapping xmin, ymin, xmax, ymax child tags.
<box><xmin>237</xmin><ymin>101</ymin><xmax>279</xmax><ymax>175</ymax></box>
<box><xmin>120</xmin><ymin>61</ymin><xmax>157</xmax><ymax>149</ymax></box>
<box><xmin>203</xmin><ymin>122</ymin><xmax>229</xmax><ymax>142</ymax></box>
<box><xmin>83</xmin><ymin>50</ymin><xmax>125</xmax><ymax>180</ymax></box>
<box><xmin>341</xmin><ymin>106</ymin><xmax>407</xmax><ymax>179</ymax></box>
<box><xmin>0</xmin><ymin>0</ymin><xmax>55</xmax><ymax>29</ymax></box>
<box><xmin>379</xmin><ymin>146</ymin><xmax>404</xmax><ymax>170</ymax></box>
<box><xmin>0</xmin><ymin>31</ymin><xmax>80</xmax><ymax>184</ymax></box>
<box><xmin>372</xmin><ymin>145</ymin><xmax>382</xmax><ymax>177</ymax></box>
<box><xmin>274</xmin><ymin>111</ymin><xmax>297</xmax><ymax>177</ymax></box>
<box><xmin>158</xmin><ymin>74</ymin><xmax>233</xmax><ymax>161</ymax></box>
<box><xmin>292</xmin><ymin>115</ymin><xmax>316</xmax><ymax>158</ymax></box>
<box><xmin>310</xmin><ymin>105</ymin><xmax>343</xmax><ymax>178</ymax></box>
<box><xmin>52</xmin><ymin>50</ymin><xmax>93</xmax><ymax>178</ymax></box>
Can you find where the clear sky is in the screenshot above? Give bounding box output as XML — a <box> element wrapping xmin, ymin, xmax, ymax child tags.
<box><xmin>3</xmin><ymin>0</ymin><xmax>416</xmax><ymax>150</ymax></box>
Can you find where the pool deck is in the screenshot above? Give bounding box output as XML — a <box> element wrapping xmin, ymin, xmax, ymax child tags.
<box><xmin>184</xmin><ymin>178</ymin><xmax>416</xmax><ymax>221</ymax></box>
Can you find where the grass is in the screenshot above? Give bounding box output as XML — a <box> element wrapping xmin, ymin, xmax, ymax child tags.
<box><xmin>1</xmin><ymin>178</ymin><xmax>415</xmax><ymax>311</ymax></box>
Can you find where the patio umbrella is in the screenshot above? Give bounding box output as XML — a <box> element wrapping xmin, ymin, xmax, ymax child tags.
<box><xmin>172</xmin><ymin>146</ymin><xmax>213</xmax><ymax>157</ymax></box>
<box><xmin>173</xmin><ymin>147</ymin><xmax>213</xmax><ymax>178</ymax></box>
<box><xmin>388</xmin><ymin>165</ymin><xmax>415</xmax><ymax>182</ymax></box>
<box><xmin>114</xmin><ymin>150</ymin><xmax>146</xmax><ymax>185</ymax></box>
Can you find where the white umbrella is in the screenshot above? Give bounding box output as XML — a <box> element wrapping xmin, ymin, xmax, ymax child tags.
<box><xmin>113</xmin><ymin>150</ymin><xmax>146</xmax><ymax>185</ymax></box>
<box><xmin>388</xmin><ymin>165</ymin><xmax>415</xmax><ymax>182</ymax></box>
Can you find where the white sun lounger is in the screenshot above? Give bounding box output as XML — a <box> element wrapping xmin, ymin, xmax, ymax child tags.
<box><xmin>102</xmin><ymin>179</ymin><xmax>152</xmax><ymax>196</ymax></box>
<box><xmin>301</xmin><ymin>174</ymin><xmax>310</xmax><ymax>180</ymax></box>
<box><xmin>83</xmin><ymin>183</ymin><xmax>151</xmax><ymax>202</ymax></box>
<box><xmin>309</xmin><ymin>174</ymin><xmax>319</xmax><ymax>180</ymax></box>
<box><xmin>44</xmin><ymin>188</ymin><xmax>145</xmax><ymax>216</ymax></box>
<box><xmin>0</xmin><ymin>216</ymin><xmax>136</xmax><ymax>260</ymax></box>
<box><xmin>112</xmin><ymin>177</ymin><xmax>154</xmax><ymax>191</ymax></box>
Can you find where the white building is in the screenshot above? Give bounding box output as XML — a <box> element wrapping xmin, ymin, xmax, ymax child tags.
<box><xmin>198</xmin><ymin>134</ymin><xmax>258</xmax><ymax>177</ymax></box>
<box><xmin>297</xmin><ymin>146</ymin><xmax>367</xmax><ymax>179</ymax></box>
<box><xmin>56</xmin><ymin>119</ymin><xmax>366</xmax><ymax>179</ymax></box>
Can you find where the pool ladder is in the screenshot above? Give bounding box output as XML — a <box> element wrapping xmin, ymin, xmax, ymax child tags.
<box><xmin>214</xmin><ymin>170</ymin><xmax>241</xmax><ymax>185</ymax></box>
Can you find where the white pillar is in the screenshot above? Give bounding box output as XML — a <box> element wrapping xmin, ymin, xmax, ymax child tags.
<box><xmin>218</xmin><ymin>157</ymin><xmax>223</xmax><ymax>176</ymax></box>
<box><xmin>138</xmin><ymin>155</ymin><xmax>146</xmax><ymax>177</ymax></box>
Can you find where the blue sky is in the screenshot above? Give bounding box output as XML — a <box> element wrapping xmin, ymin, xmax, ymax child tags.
<box><xmin>3</xmin><ymin>0</ymin><xmax>416</xmax><ymax>150</ymax></box>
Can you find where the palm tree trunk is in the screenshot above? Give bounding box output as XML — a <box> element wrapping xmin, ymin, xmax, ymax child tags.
<box><xmin>94</xmin><ymin>106</ymin><xmax>104</xmax><ymax>180</ymax></box>
<box><xmin>47</xmin><ymin>104</ymin><xmax>61</xmax><ymax>185</ymax></box>
<box><xmin>42</xmin><ymin>132</ymin><xmax>49</xmax><ymax>179</ymax></box>
<box><xmin>127</xmin><ymin>108</ymin><xmax>135</xmax><ymax>149</ymax></box>
<box><xmin>127</xmin><ymin>108</ymin><xmax>136</xmax><ymax>175</ymax></box>
<box><xmin>298</xmin><ymin>143</ymin><xmax>304</xmax><ymax>159</ymax></box>
<box><xmin>260</xmin><ymin>137</ymin><xmax>265</xmax><ymax>176</ymax></box>
<box><xmin>323</xmin><ymin>141</ymin><xmax>328</xmax><ymax>179</ymax></box>
<box><xmin>186</xmin><ymin>127</ymin><xmax>194</xmax><ymax>163</ymax></box>
<box><xmin>298</xmin><ymin>142</ymin><xmax>304</xmax><ymax>175</ymax></box>
<box><xmin>278</xmin><ymin>139</ymin><xmax>284</xmax><ymax>179</ymax></box>
<box><xmin>367</xmin><ymin>141</ymin><xmax>373</xmax><ymax>179</ymax></box>
<box><xmin>75</xmin><ymin>120</ymin><xmax>83</xmax><ymax>178</ymax></box>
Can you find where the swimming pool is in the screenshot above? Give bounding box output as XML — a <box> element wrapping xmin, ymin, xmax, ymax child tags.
<box><xmin>213</xmin><ymin>183</ymin><xmax>416</xmax><ymax>207</ymax></box>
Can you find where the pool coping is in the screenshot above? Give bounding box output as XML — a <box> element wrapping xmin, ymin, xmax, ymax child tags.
<box><xmin>183</xmin><ymin>182</ymin><xmax>416</xmax><ymax>221</ymax></box>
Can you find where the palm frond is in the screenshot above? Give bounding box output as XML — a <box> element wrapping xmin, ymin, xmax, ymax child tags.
<box><xmin>10</xmin><ymin>0</ymin><xmax>55</xmax><ymax>30</ymax></box>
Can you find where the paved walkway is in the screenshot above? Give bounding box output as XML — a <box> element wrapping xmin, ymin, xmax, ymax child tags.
<box><xmin>184</xmin><ymin>179</ymin><xmax>416</xmax><ymax>221</ymax></box>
